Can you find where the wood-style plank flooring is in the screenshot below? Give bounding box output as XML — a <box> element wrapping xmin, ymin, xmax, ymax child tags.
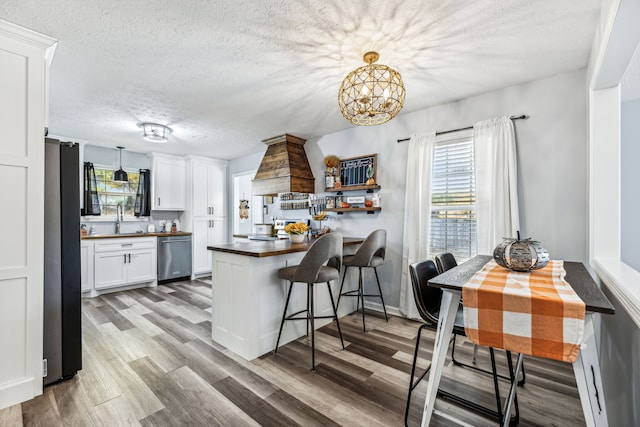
<box><xmin>2</xmin><ymin>278</ymin><xmax>585</xmax><ymax>426</ymax></box>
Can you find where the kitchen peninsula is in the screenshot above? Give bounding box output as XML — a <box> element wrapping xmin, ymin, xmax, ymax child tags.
<box><xmin>207</xmin><ymin>236</ymin><xmax>363</xmax><ymax>360</ymax></box>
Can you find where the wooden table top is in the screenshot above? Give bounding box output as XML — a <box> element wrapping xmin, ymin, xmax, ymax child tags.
<box><xmin>208</xmin><ymin>236</ymin><xmax>364</xmax><ymax>258</ymax></box>
<box><xmin>428</xmin><ymin>255</ymin><xmax>615</xmax><ymax>314</ymax></box>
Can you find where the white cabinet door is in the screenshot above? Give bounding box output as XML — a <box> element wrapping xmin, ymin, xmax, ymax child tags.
<box><xmin>80</xmin><ymin>241</ymin><xmax>94</xmax><ymax>292</ymax></box>
<box><xmin>191</xmin><ymin>160</ymin><xmax>210</xmax><ymax>216</ymax></box>
<box><xmin>192</xmin><ymin>217</ymin><xmax>212</xmax><ymax>275</ymax></box>
<box><xmin>209</xmin><ymin>162</ymin><xmax>227</xmax><ymax>217</ymax></box>
<box><xmin>151</xmin><ymin>154</ymin><xmax>185</xmax><ymax>211</ymax></box>
<box><xmin>0</xmin><ymin>21</ymin><xmax>56</xmax><ymax>409</ymax></box>
<box><xmin>190</xmin><ymin>159</ymin><xmax>227</xmax><ymax>217</ymax></box>
<box><xmin>94</xmin><ymin>252</ymin><xmax>128</xmax><ymax>290</ymax></box>
<box><xmin>192</xmin><ymin>217</ymin><xmax>227</xmax><ymax>276</ymax></box>
<box><xmin>127</xmin><ymin>249</ymin><xmax>156</xmax><ymax>284</ymax></box>
<box><xmin>209</xmin><ymin>217</ymin><xmax>227</xmax><ymax>246</ymax></box>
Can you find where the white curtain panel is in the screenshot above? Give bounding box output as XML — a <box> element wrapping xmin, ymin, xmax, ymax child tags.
<box><xmin>473</xmin><ymin>116</ymin><xmax>520</xmax><ymax>255</ymax></box>
<box><xmin>399</xmin><ymin>131</ymin><xmax>437</xmax><ymax>319</ymax></box>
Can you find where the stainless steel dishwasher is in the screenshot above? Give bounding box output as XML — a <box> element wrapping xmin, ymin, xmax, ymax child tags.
<box><xmin>157</xmin><ymin>235</ymin><xmax>192</xmax><ymax>281</ymax></box>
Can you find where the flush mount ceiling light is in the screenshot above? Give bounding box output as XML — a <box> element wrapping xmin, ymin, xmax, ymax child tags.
<box><xmin>113</xmin><ymin>146</ymin><xmax>128</xmax><ymax>183</ymax></box>
<box><xmin>138</xmin><ymin>122</ymin><xmax>172</xmax><ymax>143</ymax></box>
<box><xmin>338</xmin><ymin>51</ymin><xmax>406</xmax><ymax>126</ymax></box>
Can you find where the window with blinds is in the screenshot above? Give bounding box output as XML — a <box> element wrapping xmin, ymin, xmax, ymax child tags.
<box><xmin>429</xmin><ymin>137</ymin><xmax>477</xmax><ymax>262</ymax></box>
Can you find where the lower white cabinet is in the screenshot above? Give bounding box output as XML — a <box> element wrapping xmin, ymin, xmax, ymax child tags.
<box><xmin>193</xmin><ymin>216</ymin><xmax>227</xmax><ymax>276</ymax></box>
<box><xmin>89</xmin><ymin>237</ymin><xmax>157</xmax><ymax>294</ymax></box>
<box><xmin>80</xmin><ymin>240</ymin><xmax>95</xmax><ymax>292</ymax></box>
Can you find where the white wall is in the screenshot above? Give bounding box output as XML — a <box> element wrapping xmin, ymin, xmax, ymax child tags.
<box><xmin>83</xmin><ymin>144</ymin><xmax>150</xmax><ymax>170</ymax></box>
<box><xmin>621</xmin><ymin>100</ymin><xmax>640</xmax><ymax>271</ymax></box>
<box><xmin>587</xmin><ymin>0</ymin><xmax>640</xmax><ymax>424</ymax></box>
<box><xmin>230</xmin><ymin>69</ymin><xmax>589</xmax><ymax>309</ymax></box>
<box><xmin>82</xmin><ymin>144</ymin><xmax>181</xmax><ymax>234</ymax></box>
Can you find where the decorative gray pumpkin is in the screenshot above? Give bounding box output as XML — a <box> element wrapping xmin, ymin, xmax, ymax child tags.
<box><xmin>493</xmin><ymin>231</ymin><xmax>550</xmax><ymax>272</ymax></box>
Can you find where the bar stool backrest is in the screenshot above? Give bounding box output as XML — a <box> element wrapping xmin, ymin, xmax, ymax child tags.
<box><xmin>409</xmin><ymin>260</ymin><xmax>442</xmax><ymax>325</ymax></box>
<box><xmin>350</xmin><ymin>229</ymin><xmax>386</xmax><ymax>266</ymax></box>
<box><xmin>292</xmin><ymin>233</ymin><xmax>343</xmax><ymax>283</ymax></box>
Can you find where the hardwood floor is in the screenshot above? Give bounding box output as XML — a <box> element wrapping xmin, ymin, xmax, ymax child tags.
<box><xmin>1</xmin><ymin>278</ymin><xmax>585</xmax><ymax>426</ymax></box>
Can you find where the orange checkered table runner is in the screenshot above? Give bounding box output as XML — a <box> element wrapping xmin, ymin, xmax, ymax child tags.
<box><xmin>462</xmin><ymin>259</ymin><xmax>586</xmax><ymax>363</ymax></box>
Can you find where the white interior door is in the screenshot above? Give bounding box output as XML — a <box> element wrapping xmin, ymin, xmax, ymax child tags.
<box><xmin>233</xmin><ymin>171</ymin><xmax>262</xmax><ymax>235</ymax></box>
<box><xmin>0</xmin><ymin>21</ymin><xmax>56</xmax><ymax>410</ymax></box>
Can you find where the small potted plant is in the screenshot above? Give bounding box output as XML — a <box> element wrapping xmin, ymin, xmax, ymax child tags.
<box><xmin>284</xmin><ymin>222</ymin><xmax>309</xmax><ymax>243</ymax></box>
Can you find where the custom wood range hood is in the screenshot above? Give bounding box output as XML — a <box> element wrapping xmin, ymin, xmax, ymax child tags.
<box><xmin>252</xmin><ymin>134</ymin><xmax>315</xmax><ymax>196</ymax></box>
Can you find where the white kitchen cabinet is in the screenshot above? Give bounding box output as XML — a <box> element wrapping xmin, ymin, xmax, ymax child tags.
<box><xmin>189</xmin><ymin>156</ymin><xmax>227</xmax><ymax>217</ymax></box>
<box><xmin>183</xmin><ymin>156</ymin><xmax>228</xmax><ymax>277</ymax></box>
<box><xmin>192</xmin><ymin>216</ymin><xmax>227</xmax><ymax>275</ymax></box>
<box><xmin>0</xmin><ymin>20</ymin><xmax>57</xmax><ymax>408</ymax></box>
<box><xmin>150</xmin><ymin>153</ymin><xmax>186</xmax><ymax>211</ymax></box>
<box><xmin>80</xmin><ymin>240</ymin><xmax>94</xmax><ymax>292</ymax></box>
<box><xmin>93</xmin><ymin>237</ymin><xmax>157</xmax><ymax>292</ymax></box>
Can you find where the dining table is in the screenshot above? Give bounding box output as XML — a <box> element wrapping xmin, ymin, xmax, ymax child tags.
<box><xmin>421</xmin><ymin>255</ymin><xmax>615</xmax><ymax>427</ymax></box>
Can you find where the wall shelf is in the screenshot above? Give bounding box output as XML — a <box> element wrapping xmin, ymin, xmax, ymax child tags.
<box><xmin>325</xmin><ymin>207</ymin><xmax>380</xmax><ymax>215</ymax></box>
<box><xmin>325</xmin><ymin>184</ymin><xmax>380</xmax><ymax>193</ymax></box>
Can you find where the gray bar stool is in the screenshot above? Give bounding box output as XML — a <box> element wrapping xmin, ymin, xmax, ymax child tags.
<box><xmin>336</xmin><ymin>229</ymin><xmax>388</xmax><ymax>332</ymax></box>
<box><xmin>274</xmin><ymin>233</ymin><xmax>345</xmax><ymax>371</ymax></box>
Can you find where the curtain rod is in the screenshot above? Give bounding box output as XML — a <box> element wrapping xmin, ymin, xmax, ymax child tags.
<box><xmin>396</xmin><ymin>114</ymin><xmax>528</xmax><ymax>143</ymax></box>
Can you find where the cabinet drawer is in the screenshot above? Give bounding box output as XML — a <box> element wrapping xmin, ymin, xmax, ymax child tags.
<box><xmin>94</xmin><ymin>237</ymin><xmax>156</xmax><ymax>252</ymax></box>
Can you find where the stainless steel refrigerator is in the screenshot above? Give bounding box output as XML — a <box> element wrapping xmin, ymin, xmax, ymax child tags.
<box><xmin>43</xmin><ymin>138</ymin><xmax>82</xmax><ymax>385</ymax></box>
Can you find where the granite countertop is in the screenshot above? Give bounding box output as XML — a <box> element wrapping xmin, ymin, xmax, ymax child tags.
<box><xmin>81</xmin><ymin>231</ymin><xmax>192</xmax><ymax>240</ymax></box>
<box><xmin>208</xmin><ymin>236</ymin><xmax>364</xmax><ymax>258</ymax></box>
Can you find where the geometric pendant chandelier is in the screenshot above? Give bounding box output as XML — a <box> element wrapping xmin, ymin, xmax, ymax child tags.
<box><xmin>338</xmin><ymin>51</ymin><xmax>406</xmax><ymax>126</ymax></box>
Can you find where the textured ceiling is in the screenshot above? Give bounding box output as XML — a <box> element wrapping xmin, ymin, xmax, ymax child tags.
<box><xmin>1</xmin><ymin>0</ymin><xmax>602</xmax><ymax>159</ymax></box>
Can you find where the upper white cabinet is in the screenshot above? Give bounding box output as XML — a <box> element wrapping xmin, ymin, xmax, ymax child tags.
<box><xmin>150</xmin><ymin>153</ymin><xmax>185</xmax><ymax>211</ymax></box>
<box><xmin>189</xmin><ymin>156</ymin><xmax>228</xmax><ymax>217</ymax></box>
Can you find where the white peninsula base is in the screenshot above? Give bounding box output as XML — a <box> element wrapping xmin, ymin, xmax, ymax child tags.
<box><xmin>210</xmin><ymin>243</ymin><xmax>359</xmax><ymax>361</ymax></box>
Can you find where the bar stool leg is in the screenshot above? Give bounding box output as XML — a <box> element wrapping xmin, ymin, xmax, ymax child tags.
<box><xmin>359</xmin><ymin>267</ymin><xmax>366</xmax><ymax>332</ymax></box>
<box><xmin>373</xmin><ymin>267</ymin><xmax>388</xmax><ymax>321</ymax></box>
<box><xmin>306</xmin><ymin>282</ymin><xmax>310</xmax><ymax>337</ymax></box>
<box><xmin>336</xmin><ymin>265</ymin><xmax>349</xmax><ymax>310</ymax></box>
<box><xmin>326</xmin><ymin>281</ymin><xmax>345</xmax><ymax>349</ymax></box>
<box><xmin>274</xmin><ymin>281</ymin><xmax>294</xmax><ymax>353</ymax></box>
<box><xmin>309</xmin><ymin>282</ymin><xmax>316</xmax><ymax>372</ymax></box>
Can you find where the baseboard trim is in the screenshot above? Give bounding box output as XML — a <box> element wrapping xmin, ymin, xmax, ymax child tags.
<box><xmin>363</xmin><ymin>300</ymin><xmax>402</xmax><ymax>318</ymax></box>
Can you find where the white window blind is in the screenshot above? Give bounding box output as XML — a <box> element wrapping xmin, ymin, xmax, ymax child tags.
<box><xmin>429</xmin><ymin>137</ymin><xmax>477</xmax><ymax>262</ymax></box>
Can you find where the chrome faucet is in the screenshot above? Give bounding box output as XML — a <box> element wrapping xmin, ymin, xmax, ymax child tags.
<box><xmin>115</xmin><ymin>203</ymin><xmax>123</xmax><ymax>234</ymax></box>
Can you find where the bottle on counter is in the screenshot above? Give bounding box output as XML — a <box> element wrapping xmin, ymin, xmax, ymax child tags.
<box><xmin>80</xmin><ymin>224</ymin><xmax>87</xmax><ymax>236</ymax></box>
<box><xmin>171</xmin><ymin>222</ymin><xmax>177</xmax><ymax>233</ymax></box>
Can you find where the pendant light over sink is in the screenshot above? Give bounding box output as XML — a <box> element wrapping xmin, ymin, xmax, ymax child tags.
<box><xmin>113</xmin><ymin>146</ymin><xmax>128</xmax><ymax>183</ymax></box>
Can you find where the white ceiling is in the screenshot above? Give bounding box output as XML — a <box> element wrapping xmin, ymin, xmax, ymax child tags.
<box><xmin>1</xmin><ymin>0</ymin><xmax>602</xmax><ymax>159</ymax></box>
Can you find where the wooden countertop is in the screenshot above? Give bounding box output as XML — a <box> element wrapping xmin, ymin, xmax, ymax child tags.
<box><xmin>82</xmin><ymin>231</ymin><xmax>192</xmax><ymax>240</ymax></box>
<box><xmin>208</xmin><ymin>236</ymin><xmax>364</xmax><ymax>258</ymax></box>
